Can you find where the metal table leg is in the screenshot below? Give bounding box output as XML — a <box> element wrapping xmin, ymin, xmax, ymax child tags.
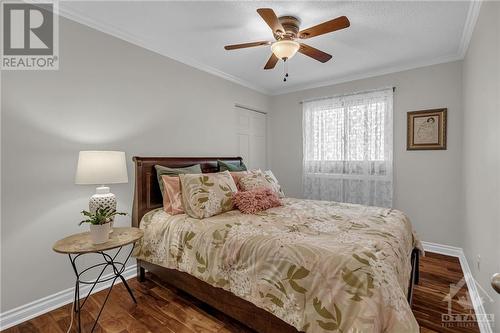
<box><xmin>68</xmin><ymin>243</ymin><xmax>136</xmax><ymax>333</ymax></box>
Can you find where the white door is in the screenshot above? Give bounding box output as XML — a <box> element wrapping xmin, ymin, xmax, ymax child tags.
<box><xmin>236</xmin><ymin>107</ymin><xmax>267</xmax><ymax>170</ymax></box>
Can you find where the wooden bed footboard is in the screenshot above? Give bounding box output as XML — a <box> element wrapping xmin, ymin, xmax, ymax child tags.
<box><xmin>136</xmin><ymin>249</ymin><xmax>419</xmax><ymax>333</ymax></box>
<box><xmin>137</xmin><ymin>259</ymin><xmax>299</xmax><ymax>333</ymax></box>
<box><xmin>407</xmin><ymin>247</ymin><xmax>420</xmax><ymax>305</ymax></box>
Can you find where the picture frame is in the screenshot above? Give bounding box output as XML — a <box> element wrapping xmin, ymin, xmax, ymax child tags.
<box><xmin>407</xmin><ymin>108</ymin><xmax>447</xmax><ymax>150</ymax></box>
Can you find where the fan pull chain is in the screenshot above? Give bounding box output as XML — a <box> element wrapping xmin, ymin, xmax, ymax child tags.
<box><xmin>283</xmin><ymin>58</ymin><xmax>289</xmax><ymax>82</ymax></box>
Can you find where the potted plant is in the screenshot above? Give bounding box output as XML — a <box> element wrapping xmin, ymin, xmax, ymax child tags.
<box><xmin>79</xmin><ymin>207</ymin><xmax>127</xmax><ymax>244</ymax></box>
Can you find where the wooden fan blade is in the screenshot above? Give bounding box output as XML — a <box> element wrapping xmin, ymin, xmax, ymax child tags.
<box><xmin>224</xmin><ymin>41</ymin><xmax>271</xmax><ymax>50</ymax></box>
<box><xmin>299</xmin><ymin>43</ymin><xmax>332</xmax><ymax>63</ymax></box>
<box><xmin>264</xmin><ymin>53</ymin><xmax>279</xmax><ymax>70</ymax></box>
<box><xmin>299</xmin><ymin>16</ymin><xmax>350</xmax><ymax>39</ymax></box>
<box><xmin>257</xmin><ymin>8</ymin><xmax>284</xmax><ymax>34</ymax></box>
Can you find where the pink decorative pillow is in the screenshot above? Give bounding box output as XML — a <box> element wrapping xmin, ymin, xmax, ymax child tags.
<box><xmin>161</xmin><ymin>175</ymin><xmax>184</xmax><ymax>215</ymax></box>
<box><xmin>232</xmin><ymin>187</ymin><xmax>282</xmax><ymax>214</ymax></box>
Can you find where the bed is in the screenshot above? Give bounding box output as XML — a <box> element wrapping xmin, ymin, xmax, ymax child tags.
<box><xmin>132</xmin><ymin>156</ymin><xmax>421</xmax><ymax>333</ymax></box>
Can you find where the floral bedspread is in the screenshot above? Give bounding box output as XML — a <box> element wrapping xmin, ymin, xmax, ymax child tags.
<box><xmin>134</xmin><ymin>198</ymin><xmax>421</xmax><ymax>332</ymax></box>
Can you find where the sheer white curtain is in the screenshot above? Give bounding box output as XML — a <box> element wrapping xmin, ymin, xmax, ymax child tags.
<box><xmin>302</xmin><ymin>88</ymin><xmax>393</xmax><ymax>207</ymax></box>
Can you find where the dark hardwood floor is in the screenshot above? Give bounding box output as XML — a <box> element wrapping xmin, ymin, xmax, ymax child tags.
<box><xmin>2</xmin><ymin>252</ymin><xmax>480</xmax><ymax>333</ymax></box>
<box><xmin>414</xmin><ymin>252</ymin><xmax>480</xmax><ymax>333</ymax></box>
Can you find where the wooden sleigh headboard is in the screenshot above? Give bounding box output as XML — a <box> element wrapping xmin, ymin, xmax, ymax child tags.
<box><xmin>132</xmin><ymin>156</ymin><xmax>243</xmax><ymax>228</ymax></box>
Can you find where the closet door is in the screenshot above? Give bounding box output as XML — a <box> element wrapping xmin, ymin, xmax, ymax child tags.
<box><xmin>236</xmin><ymin>107</ymin><xmax>267</xmax><ymax>170</ymax></box>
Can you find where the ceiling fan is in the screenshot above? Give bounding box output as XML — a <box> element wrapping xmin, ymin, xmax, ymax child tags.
<box><xmin>224</xmin><ymin>8</ymin><xmax>350</xmax><ymax>80</ymax></box>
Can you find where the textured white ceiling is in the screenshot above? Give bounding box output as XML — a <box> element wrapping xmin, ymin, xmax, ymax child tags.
<box><xmin>59</xmin><ymin>1</ymin><xmax>473</xmax><ymax>95</ymax></box>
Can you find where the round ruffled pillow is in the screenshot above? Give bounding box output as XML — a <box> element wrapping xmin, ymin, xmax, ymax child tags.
<box><xmin>232</xmin><ymin>187</ymin><xmax>282</xmax><ymax>214</ymax></box>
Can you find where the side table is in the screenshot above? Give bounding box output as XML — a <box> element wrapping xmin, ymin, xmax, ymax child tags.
<box><xmin>53</xmin><ymin>227</ymin><xmax>143</xmax><ymax>333</ymax></box>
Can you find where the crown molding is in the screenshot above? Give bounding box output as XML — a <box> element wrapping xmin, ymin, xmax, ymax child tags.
<box><xmin>56</xmin><ymin>4</ymin><xmax>270</xmax><ymax>95</ymax></box>
<box><xmin>270</xmin><ymin>54</ymin><xmax>463</xmax><ymax>95</ymax></box>
<box><xmin>458</xmin><ymin>0</ymin><xmax>482</xmax><ymax>59</ymax></box>
<box><xmin>55</xmin><ymin>1</ymin><xmax>480</xmax><ymax>96</ymax></box>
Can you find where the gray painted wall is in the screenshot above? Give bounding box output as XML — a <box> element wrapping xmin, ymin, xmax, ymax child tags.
<box><xmin>1</xmin><ymin>18</ymin><xmax>269</xmax><ymax>312</ymax></box>
<box><xmin>269</xmin><ymin>61</ymin><xmax>464</xmax><ymax>247</ymax></box>
<box><xmin>462</xmin><ymin>1</ymin><xmax>500</xmax><ymax>321</ymax></box>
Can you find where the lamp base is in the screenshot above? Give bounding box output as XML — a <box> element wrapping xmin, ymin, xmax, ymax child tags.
<box><xmin>90</xmin><ymin>186</ymin><xmax>116</xmax><ymax>233</ymax></box>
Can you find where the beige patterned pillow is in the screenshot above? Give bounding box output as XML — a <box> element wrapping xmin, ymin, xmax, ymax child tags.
<box><xmin>179</xmin><ymin>171</ymin><xmax>238</xmax><ymax>219</ymax></box>
<box><xmin>239</xmin><ymin>170</ymin><xmax>285</xmax><ymax>198</ymax></box>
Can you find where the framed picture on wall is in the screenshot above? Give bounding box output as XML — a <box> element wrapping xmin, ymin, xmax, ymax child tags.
<box><xmin>407</xmin><ymin>108</ymin><xmax>447</xmax><ymax>150</ymax></box>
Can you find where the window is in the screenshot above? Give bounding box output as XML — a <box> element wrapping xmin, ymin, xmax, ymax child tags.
<box><xmin>302</xmin><ymin>88</ymin><xmax>393</xmax><ymax>207</ymax></box>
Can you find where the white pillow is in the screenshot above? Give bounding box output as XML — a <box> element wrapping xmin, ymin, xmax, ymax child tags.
<box><xmin>263</xmin><ymin>170</ymin><xmax>285</xmax><ymax>198</ymax></box>
<box><xmin>239</xmin><ymin>170</ymin><xmax>285</xmax><ymax>198</ymax></box>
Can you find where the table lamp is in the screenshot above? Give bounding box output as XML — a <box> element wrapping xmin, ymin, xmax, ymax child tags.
<box><xmin>75</xmin><ymin>151</ymin><xmax>128</xmax><ymax>230</ymax></box>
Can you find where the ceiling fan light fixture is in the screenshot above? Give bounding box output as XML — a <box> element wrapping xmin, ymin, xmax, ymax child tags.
<box><xmin>271</xmin><ymin>40</ymin><xmax>300</xmax><ymax>60</ymax></box>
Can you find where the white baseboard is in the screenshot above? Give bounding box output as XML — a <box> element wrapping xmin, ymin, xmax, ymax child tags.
<box><xmin>422</xmin><ymin>242</ymin><xmax>493</xmax><ymax>333</ymax></box>
<box><xmin>422</xmin><ymin>241</ymin><xmax>464</xmax><ymax>257</ymax></box>
<box><xmin>0</xmin><ymin>264</ymin><xmax>137</xmax><ymax>331</ymax></box>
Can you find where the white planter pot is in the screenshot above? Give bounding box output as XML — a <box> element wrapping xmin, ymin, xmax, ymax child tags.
<box><xmin>89</xmin><ymin>223</ymin><xmax>110</xmax><ymax>244</ymax></box>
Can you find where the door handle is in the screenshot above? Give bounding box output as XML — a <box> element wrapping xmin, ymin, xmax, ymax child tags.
<box><xmin>492</xmin><ymin>273</ymin><xmax>500</xmax><ymax>294</ymax></box>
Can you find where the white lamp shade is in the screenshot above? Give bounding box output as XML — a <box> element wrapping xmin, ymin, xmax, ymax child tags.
<box><xmin>75</xmin><ymin>151</ymin><xmax>128</xmax><ymax>185</ymax></box>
